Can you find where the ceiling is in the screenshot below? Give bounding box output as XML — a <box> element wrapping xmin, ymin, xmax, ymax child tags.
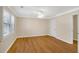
<box><xmin>9</xmin><ymin>6</ymin><xmax>79</xmax><ymax>19</ymax></box>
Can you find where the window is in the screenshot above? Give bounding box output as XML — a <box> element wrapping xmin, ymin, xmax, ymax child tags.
<box><xmin>3</xmin><ymin>9</ymin><xmax>14</xmax><ymax>36</ymax></box>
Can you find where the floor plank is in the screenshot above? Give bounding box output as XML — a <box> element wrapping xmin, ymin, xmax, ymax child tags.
<box><xmin>7</xmin><ymin>35</ymin><xmax>77</xmax><ymax>53</ymax></box>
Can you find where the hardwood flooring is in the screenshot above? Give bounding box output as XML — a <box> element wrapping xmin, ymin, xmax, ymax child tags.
<box><xmin>7</xmin><ymin>35</ymin><xmax>77</xmax><ymax>53</ymax></box>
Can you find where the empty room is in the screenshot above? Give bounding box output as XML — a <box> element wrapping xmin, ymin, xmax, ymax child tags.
<box><xmin>0</xmin><ymin>6</ymin><xmax>79</xmax><ymax>53</ymax></box>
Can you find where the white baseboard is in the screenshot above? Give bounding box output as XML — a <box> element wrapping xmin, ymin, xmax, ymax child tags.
<box><xmin>5</xmin><ymin>37</ymin><xmax>16</xmax><ymax>53</ymax></box>
<box><xmin>16</xmin><ymin>34</ymin><xmax>48</xmax><ymax>38</ymax></box>
<box><xmin>48</xmin><ymin>34</ymin><xmax>73</xmax><ymax>44</ymax></box>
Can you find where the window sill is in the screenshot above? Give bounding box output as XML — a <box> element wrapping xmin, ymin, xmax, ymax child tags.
<box><xmin>3</xmin><ymin>33</ymin><xmax>9</xmax><ymax>37</ymax></box>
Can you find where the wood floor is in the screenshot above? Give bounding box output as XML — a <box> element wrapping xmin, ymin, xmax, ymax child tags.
<box><xmin>7</xmin><ymin>35</ymin><xmax>77</xmax><ymax>53</ymax></box>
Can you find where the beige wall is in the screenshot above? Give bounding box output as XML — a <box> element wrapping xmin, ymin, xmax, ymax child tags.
<box><xmin>49</xmin><ymin>18</ymin><xmax>57</xmax><ymax>37</ymax></box>
<box><xmin>56</xmin><ymin>14</ymin><xmax>73</xmax><ymax>44</ymax></box>
<box><xmin>16</xmin><ymin>17</ymin><xmax>50</xmax><ymax>37</ymax></box>
<box><xmin>49</xmin><ymin>11</ymin><xmax>78</xmax><ymax>44</ymax></box>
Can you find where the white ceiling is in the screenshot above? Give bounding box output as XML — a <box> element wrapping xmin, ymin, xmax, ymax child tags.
<box><xmin>9</xmin><ymin>6</ymin><xmax>79</xmax><ymax>18</ymax></box>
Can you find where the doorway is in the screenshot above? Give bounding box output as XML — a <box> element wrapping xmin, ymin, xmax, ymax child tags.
<box><xmin>73</xmin><ymin>15</ymin><xmax>78</xmax><ymax>52</ymax></box>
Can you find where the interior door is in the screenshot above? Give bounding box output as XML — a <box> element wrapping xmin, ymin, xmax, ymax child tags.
<box><xmin>73</xmin><ymin>15</ymin><xmax>78</xmax><ymax>41</ymax></box>
<box><xmin>78</xmin><ymin>16</ymin><xmax>79</xmax><ymax>40</ymax></box>
<box><xmin>78</xmin><ymin>13</ymin><xmax>79</xmax><ymax>52</ymax></box>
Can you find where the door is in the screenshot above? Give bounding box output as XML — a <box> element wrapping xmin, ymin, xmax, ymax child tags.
<box><xmin>78</xmin><ymin>13</ymin><xmax>79</xmax><ymax>52</ymax></box>
<box><xmin>73</xmin><ymin>15</ymin><xmax>78</xmax><ymax>52</ymax></box>
<box><xmin>78</xmin><ymin>15</ymin><xmax>79</xmax><ymax>40</ymax></box>
<box><xmin>73</xmin><ymin>15</ymin><xmax>78</xmax><ymax>41</ymax></box>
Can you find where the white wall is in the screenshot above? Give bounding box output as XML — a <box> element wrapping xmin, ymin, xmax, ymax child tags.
<box><xmin>16</xmin><ymin>17</ymin><xmax>50</xmax><ymax>37</ymax></box>
<box><xmin>0</xmin><ymin>7</ymin><xmax>16</xmax><ymax>53</ymax></box>
<box><xmin>49</xmin><ymin>11</ymin><xmax>78</xmax><ymax>44</ymax></box>
<box><xmin>1</xmin><ymin>32</ymin><xmax>16</xmax><ymax>53</ymax></box>
<box><xmin>56</xmin><ymin>14</ymin><xmax>73</xmax><ymax>44</ymax></box>
<box><xmin>49</xmin><ymin>18</ymin><xmax>57</xmax><ymax>37</ymax></box>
